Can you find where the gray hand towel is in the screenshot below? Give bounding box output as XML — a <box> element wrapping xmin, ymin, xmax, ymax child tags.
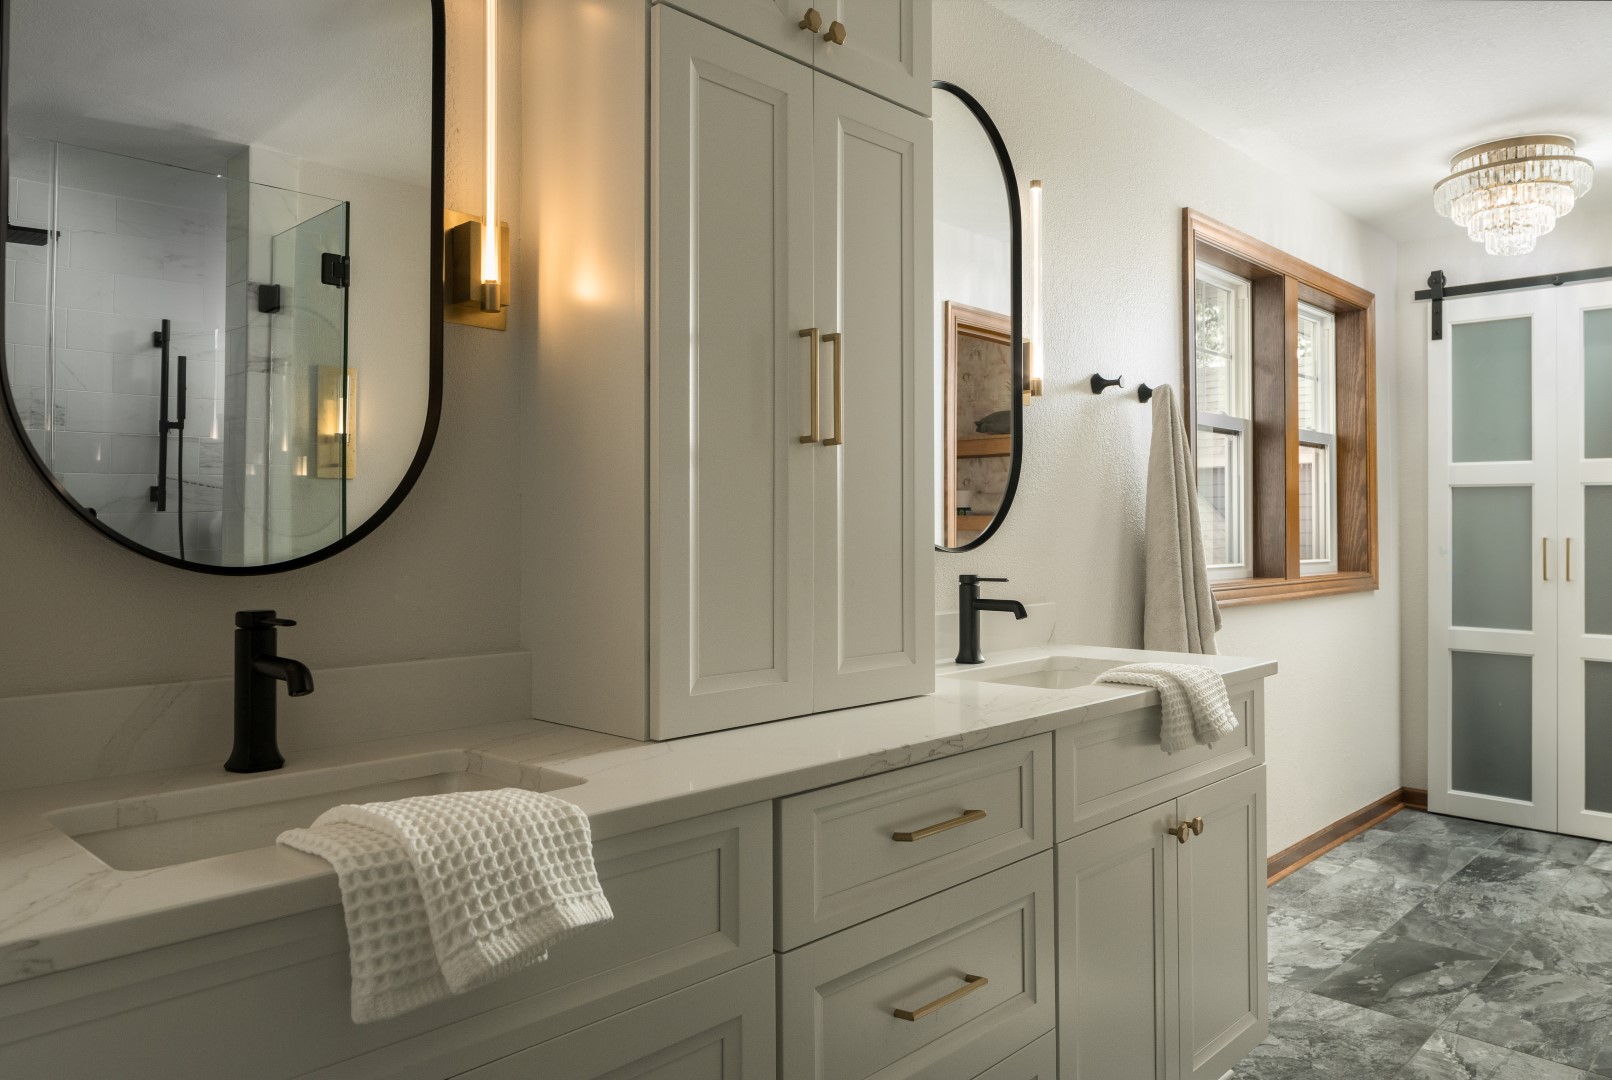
<box><xmin>1143</xmin><ymin>385</ymin><xmax>1221</xmax><ymax>654</ymax></box>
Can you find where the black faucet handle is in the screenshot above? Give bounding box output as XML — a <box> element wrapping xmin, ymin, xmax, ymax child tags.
<box><xmin>236</xmin><ymin>609</ymin><xmax>296</xmax><ymax>629</ymax></box>
<box><xmin>959</xmin><ymin>575</ymin><xmax>1009</xmax><ymax>585</ymax></box>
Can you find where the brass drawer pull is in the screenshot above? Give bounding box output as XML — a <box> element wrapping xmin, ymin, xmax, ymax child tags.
<box><xmin>799</xmin><ymin>328</ymin><xmax>820</xmax><ymax>443</ymax></box>
<box><xmin>892</xmin><ymin>808</ymin><xmax>987</xmax><ymax>842</ymax></box>
<box><xmin>822</xmin><ymin>331</ymin><xmax>844</xmax><ymax>446</ymax></box>
<box><xmin>1568</xmin><ymin>537</ymin><xmax>1574</xmax><ymax>582</ymax></box>
<box><xmin>893</xmin><ymin>974</ymin><xmax>988</xmax><ymax>1021</ymax></box>
<box><xmin>1190</xmin><ymin>815</ymin><xmax>1205</xmax><ymax>836</ymax></box>
<box><xmin>1544</xmin><ymin>537</ymin><xmax>1550</xmax><ymax>582</ymax></box>
<box><xmin>1168</xmin><ymin>822</ymin><xmax>1191</xmax><ymax>844</ymax></box>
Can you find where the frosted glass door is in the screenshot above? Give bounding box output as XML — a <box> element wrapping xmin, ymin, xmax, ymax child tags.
<box><xmin>1556</xmin><ymin>282</ymin><xmax>1612</xmax><ymax>840</ymax></box>
<box><xmin>1428</xmin><ymin>292</ymin><xmax>1558</xmax><ymax>830</ymax></box>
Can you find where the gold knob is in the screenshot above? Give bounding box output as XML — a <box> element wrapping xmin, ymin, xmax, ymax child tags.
<box><xmin>798</xmin><ymin>8</ymin><xmax>823</xmax><ymax>32</ymax></box>
<box><xmin>823</xmin><ymin>20</ymin><xmax>847</xmax><ymax>44</ymax></box>
<box><xmin>1189</xmin><ymin>816</ymin><xmax>1205</xmax><ymax>836</ymax></box>
<box><xmin>1168</xmin><ymin>823</ymin><xmax>1191</xmax><ymax>844</ymax></box>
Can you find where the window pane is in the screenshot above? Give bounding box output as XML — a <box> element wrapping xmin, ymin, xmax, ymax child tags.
<box><xmin>1196</xmin><ymin>427</ymin><xmax>1242</xmax><ymax>568</ymax></box>
<box><xmin>1451</xmin><ymin>650</ymin><xmax>1532</xmax><ymax>802</ymax></box>
<box><xmin>1451</xmin><ymin>486</ymin><xmax>1533</xmax><ymax>631</ymax></box>
<box><xmin>1297</xmin><ymin>305</ymin><xmax>1335</xmax><ymax>435</ymax></box>
<box><xmin>1298</xmin><ymin>444</ymin><xmax>1330</xmax><ymax>563</ymax></box>
<box><xmin>1452</xmin><ymin>317</ymin><xmax>1531</xmax><ymax>463</ymax></box>
<box><xmin>1587</xmin><ymin>308</ymin><xmax>1612</xmax><ymax>460</ymax></box>
<box><xmin>1194</xmin><ymin>265</ymin><xmax>1247</xmax><ymax>418</ymax></box>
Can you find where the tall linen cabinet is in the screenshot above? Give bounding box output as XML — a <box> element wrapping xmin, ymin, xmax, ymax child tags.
<box><xmin>522</xmin><ymin>0</ymin><xmax>934</xmax><ymax>740</ymax></box>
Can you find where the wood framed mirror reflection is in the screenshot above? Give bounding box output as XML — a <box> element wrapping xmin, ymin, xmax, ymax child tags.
<box><xmin>0</xmin><ymin>0</ymin><xmax>445</xmax><ymax>575</ymax></box>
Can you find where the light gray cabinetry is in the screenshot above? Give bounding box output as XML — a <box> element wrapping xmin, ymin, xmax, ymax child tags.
<box><xmin>1057</xmin><ymin>766</ymin><xmax>1268</xmax><ymax>1080</ymax></box>
<box><xmin>973</xmin><ymin>1032</ymin><xmax>1057</xmax><ymax>1080</ymax></box>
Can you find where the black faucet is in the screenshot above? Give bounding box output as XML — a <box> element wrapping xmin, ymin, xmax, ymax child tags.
<box><xmin>226</xmin><ymin>610</ymin><xmax>314</xmax><ymax>773</ymax></box>
<box><xmin>956</xmin><ymin>575</ymin><xmax>1028</xmax><ymax>665</ymax></box>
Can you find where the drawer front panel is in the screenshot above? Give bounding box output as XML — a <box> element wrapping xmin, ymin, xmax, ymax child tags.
<box><xmin>972</xmin><ymin>1031</ymin><xmax>1057</xmax><ymax>1080</ymax></box>
<box><xmin>459</xmin><ymin>956</ymin><xmax>776</xmax><ymax>1079</ymax></box>
<box><xmin>778</xmin><ymin>735</ymin><xmax>1052</xmax><ymax>948</ymax></box>
<box><xmin>1056</xmin><ymin>682</ymin><xmax>1263</xmax><ymax>840</ymax></box>
<box><xmin>779</xmin><ymin>851</ymin><xmax>1055</xmax><ymax>1080</ymax></box>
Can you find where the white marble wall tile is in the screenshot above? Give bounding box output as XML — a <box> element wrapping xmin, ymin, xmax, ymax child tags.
<box><xmin>10</xmin><ymin>385</ymin><xmax>46</xmax><ymax>428</ymax></box>
<box><xmin>51</xmin><ymin>388</ymin><xmax>108</xmax><ymax>431</ymax></box>
<box><xmin>52</xmin><ymin>348</ymin><xmax>110</xmax><ymax>392</ymax></box>
<box><xmin>111</xmin><ymin>433</ymin><xmax>160</xmax><ymax>473</ymax></box>
<box><xmin>104</xmin><ymin>392</ymin><xmax>160</xmax><ymax>435</ymax></box>
<box><xmin>108</xmin><ymin>354</ymin><xmax>162</xmax><ymax>396</ymax></box>
<box><xmin>59</xmin><ymin>472</ymin><xmax>154</xmax><ymax>515</ymax></box>
<box><xmin>55</xmin><ymin>266</ymin><xmax>114</xmax><ymax>312</ymax></box>
<box><xmin>5</xmin><ymin>301</ymin><xmax>49</xmax><ymax>346</ymax></box>
<box><xmin>115</xmin><ymin>197</ymin><xmax>214</xmax><ymax>245</ymax></box>
<box><xmin>61</xmin><ymin>308</ymin><xmax>151</xmax><ymax>355</ymax></box>
<box><xmin>47</xmin><ymin>430</ymin><xmax>114</xmax><ymax>472</ymax></box>
<box><xmin>94</xmin><ymin>509</ymin><xmax>179</xmax><ymax>552</ymax></box>
<box><xmin>6</xmin><ymin>344</ymin><xmax>47</xmax><ymax>387</ymax></box>
<box><xmin>182</xmin><ymin>509</ymin><xmax>223</xmax><ymax>549</ymax></box>
<box><xmin>3</xmin><ymin>257</ymin><xmax>12</xmax><ymax>301</ymax></box>
<box><xmin>10</xmin><ymin>258</ymin><xmax>46</xmax><ymax>305</ymax></box>
<box><xmin>54</xmin><ymin>186</ymin><xmax>117</xmax><ymax>232</ymax></box>
<box><xmin>113</xmin><ymin>273</ymin><xmax>208</xmax><ymax>324</ymax></box>
<box><xmin>8</xmin><ymin>177</ymin><xmax>49</xmax><ymax>224</ymax></box>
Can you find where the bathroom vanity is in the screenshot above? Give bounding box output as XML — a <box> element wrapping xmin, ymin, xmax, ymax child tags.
<box><xmin>0</xmin><ymin>646</ymin><xmax>1271</xmax><ymax>1080</ymax></box>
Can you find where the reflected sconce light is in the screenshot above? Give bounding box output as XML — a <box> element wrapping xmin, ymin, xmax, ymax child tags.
<box><xmin>445</xmin><ymin>0</ymin><xmax>510</xmax><ymax>330</ymax></box>
<box><xmin>1024</xmin><ymin>179</ymin><xmax>1044</xmax><ymax>399</ymax></box>
<box><xmin>315</xmin><ymin>366</ymin><xmax>357</xmax><ymax>479</ymax></box>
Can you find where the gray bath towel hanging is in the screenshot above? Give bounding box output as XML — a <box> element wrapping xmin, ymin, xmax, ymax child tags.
<box><xmin>1142</xmin><ymin>385</ymin><xmax>1221</xmax><ymax>653</ymax></box>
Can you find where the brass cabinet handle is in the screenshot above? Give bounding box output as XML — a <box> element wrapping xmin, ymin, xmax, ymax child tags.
<box><xmin>798</xmin><ymin>328</ymin><xmax>820</xmax><ymax>444</ymax></box>
<box><xmin>1189</xmin><ymin>815</ymin><xmax>1205</xmax><ymax>836</ymax></box>
<box><xmin>1168</xmin><ymin>822</ymin><xmax>1191</xmax><ymax>844</ymax></box>
<box><xmin>892</xmin><ymin>808</ymin><xmax>986</xmax><ymax>842</ymax></box>
<box><xmin>821</xmin><ymin>332</ymin><xmax>844</xmax><ymax>446</ymax></box>
<box><xmin>798</xmin><ymin>7</ymin><xmax>823</xmax><ymax>31</ymax></box>
<box><xmin>1567</xmin><ymin>537</ymin><xmax>1573</xmax><ymax>582</ymax></box>
<box><xmin>1544</xmin><ymin>537</ymin><xmax>1550</xmax><ymax>582</ymax></box>
<box><xmin>823</xmin><ymin>20</ymin><xmax>848</xmax><ymax>44</ymax></box>
<box><xmin>893</xmin><ymin>974</ymin><xmax>988</xmax><ymax>1021</ymax></box>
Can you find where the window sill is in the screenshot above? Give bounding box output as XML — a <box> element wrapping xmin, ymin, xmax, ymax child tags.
<box><xmin>1212</xmin><ymin>571</ymin><xmax>1378</xmax><ymax>607</ymax></box>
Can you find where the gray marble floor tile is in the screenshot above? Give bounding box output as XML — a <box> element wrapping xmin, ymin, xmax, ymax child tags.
<box><xmin>1268</xmin><ymin>907</ymin><xmax>1382</xmax><ymax>989</ymax></box>
<box><xmin>1375</xmin><ymin>809</ymin><xmax>1423</xmax><ymax>833</ymax></box>
<box><xmin>1489</xmin><ymin>1052</ymin><xmax>1595</xmax><ymax>1080</ymax></box>
<box><xmin>1441</xmin><ymin>961</ymin><xmax>1612</xmax><ymax>1071</ymax></box>
<box><xmin>1392</xmin><ymin>813</ymin><xmax>1511</xmax><ymax>847</ymax></box>
<box><xmin>1269</xmin><ymin>861</ymin><xmax>1347</xmax><ymax>905</ymax></box>
<box><xmin>1287</xmin><ymin>866</ymin><xmax>1438</xmax><ymax>933</ymax></box>
<box><xmin>1398</xmin><ymin>1032</ymin><xmax>1512</xmax><ymax>1080</ymax></box>
<box><xmin>1495</xmin><ymin>829</ymin><xmax>1603</xmax><ymax>866</ymax></box>
<box><xmin>1587</xmin><ymin>844</ymin><xmax>1612</xmax><ymax>873</ymax></box>
<box><xmin>1311</xmin><ymin>932</ymin><xmax>1498</xmax><ymax>1026</ymax></box>
<box><xmin>1593</xmin><ymin>1029</ymin><xmax>1612</xmax><ymax>1077</ymax></box>
<box><xmin>1231</xmin><ymin>989</ymin><xmax>1432</xmax><ymax>1080</ymax></box>
<box><xmin>1554</xmin><ymin>867</ymin><xmax>1612</xmax><ymax>919</ymax></box>
<box><xmin>1443</xmin><ymin>851</ymin><xmax>1575</xmax><ymax>906</ymax></box>
<box><xmin>1354</xmin><ymin>837</ymin><xmax>1489</xmax><ymax>885</ymax></box>
<box><xmin>1503</xmin><ymin>907</ymin><xmax>1612</xmax><ymax>982</ymax></box>
<box><xmin>1391</xmin><ymin>891</ymin><xmax>1546</xmax><ymax>959</ymax></box>
<box><xmin>1269</xmin><ymin>979</ymin><xmax>1308</xmax><ymax>1018</ymax></box>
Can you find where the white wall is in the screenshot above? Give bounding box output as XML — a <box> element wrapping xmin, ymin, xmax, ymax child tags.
<box><xmin>934</xmin><ymin>0</ymin><xmax>1402</xmax><ymax>852</ymax></box>
<box><xmin>0</xmin><ymin>0</ymin><xmax>524</xmax><ymax>699</ymax></box>
<box><xmin>1395</xmin><ymin>201</ymin><xmax>1612</xmax><ymax>790</ymax></box>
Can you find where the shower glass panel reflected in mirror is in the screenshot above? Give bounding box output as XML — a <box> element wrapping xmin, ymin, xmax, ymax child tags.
<box><xmin>5</xmin><ymin>137</ymin><xmax>349</xmax><ymax>566</ymax></box>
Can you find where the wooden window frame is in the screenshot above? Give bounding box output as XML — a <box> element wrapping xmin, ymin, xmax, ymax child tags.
<box><xmin>1182</xmin><ymin>209</ymin><xmax>1378</xmax><ymax>606</ymax></box>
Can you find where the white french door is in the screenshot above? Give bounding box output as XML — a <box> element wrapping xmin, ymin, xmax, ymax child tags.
<box><xmin>1429</xmin><ymin>281</ymin><xmax>1612</xmax><ymax>839</ymax></box>
<box><xmin>1429</xmin><ymin>291</ymin><xmax>1558</xmax><ymax>830</ymax></box>
<box><xmin>1556</xmin><ymin>282</ymin><xmax>1612</xmax><ymax>841</ymax></box>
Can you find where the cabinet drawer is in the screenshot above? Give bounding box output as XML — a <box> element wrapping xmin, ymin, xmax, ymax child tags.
<box><xmin>777</xmin><ymin>736</ymin><xmax>1052</xmax><ymax>948</ymax></box>
<box><xmin>779</xmin><ymin>851</ymin><xmax>1055</xmax><ymax>1080</ymax></box>
<box><xmin>972</xmin><ymin>1032</ymin><xmax>1057</xmax><ymax>1080</ymax></box>
<box><xmin>458</xmin><ymin>956</ymin><xmax>776</xmax><ymax>1079</ymax></box>
<box><xmin>1056</xmin><ymin>681</ymin><xmax>1263</xmax><ymax>840</ymax></box>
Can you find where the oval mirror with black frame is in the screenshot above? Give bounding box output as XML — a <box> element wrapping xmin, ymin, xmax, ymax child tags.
<box><xmin>0</xmin><ymin>0</ymin><xmax>444</xmax><ymax>574</ymax></box>
<box><xmin>932</xmin><ymin>81</ymin><xmax>1022</xmax><ymax>553</ymax></box>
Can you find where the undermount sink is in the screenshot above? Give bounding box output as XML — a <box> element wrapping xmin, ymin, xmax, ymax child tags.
<box><xmin>47</xmin><ymin>751</ymin><xmax>585</xmax><ymax>871</ymax></box>
<box><xmin>944</xmin><ymin>655</ymin><xmax>1121</xmax><ymax>691</ymax></box>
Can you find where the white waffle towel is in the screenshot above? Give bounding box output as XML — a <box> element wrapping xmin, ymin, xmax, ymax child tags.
<box><xmin>279</xmin><ymin>788</ymin><xmax>613</xmax><ymax>1023</ymax></box>
<box><xmin>1095</xmin><ymin>662</ymin><xmax>1239</xmax><ymax>753</ymax></box>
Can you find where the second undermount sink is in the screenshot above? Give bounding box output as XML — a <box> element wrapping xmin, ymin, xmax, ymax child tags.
<box><xmin>47</xmin><ymin>751</ymin><xmax>585</xmax><ymax>871</ymax></box>
<box><xmin>944</xmin><ymin>654</ymin><xmax>1122</xmax><ymax>691</ymax></box>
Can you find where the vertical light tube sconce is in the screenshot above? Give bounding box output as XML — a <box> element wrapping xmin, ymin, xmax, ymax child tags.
<box><xmin>1024</xmin><ymin>179</ymin><xmax>1045</xmax><ymax>399</ymax></box>
<box><xmin>445</xmin><ymin>0</ymin><xmax>509</xmax><ymax>329</ymax></box>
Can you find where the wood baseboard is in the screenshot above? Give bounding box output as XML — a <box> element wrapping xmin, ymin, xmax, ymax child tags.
<box><xmin>1266</xmin><ymin>787</ymin><xmax>1423</xmax><ymax>884</ymax></box>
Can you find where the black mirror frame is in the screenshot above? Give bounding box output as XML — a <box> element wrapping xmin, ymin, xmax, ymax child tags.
<box><xmin>0</xmin><ymin>0</ymin><xmax>446</xmax><ymax>575</ymax></box>
<box><xmin>932</xmin><ymin>80</ymin><xmax>1024</xmax><ymax>554</ymax></box>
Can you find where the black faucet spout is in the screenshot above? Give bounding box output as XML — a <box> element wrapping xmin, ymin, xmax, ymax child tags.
<box><xmin>253</xmin><ymin>656</ymin><xmax>315</xmax><ymax>696</ymax></box>
<box><xmin>228</xmin><ymin>610</ymin><xmax>312</xmax><ymax>773</ymax></box>
<box><xmin>955</xmin><ymin>575</ymin><xmax>1027</xmax><ymax>665</ymax></box>
<box><xmin>974</xmin><ymin>598</ymin><xmax>1028</xmax><ymax>620</ymax></box>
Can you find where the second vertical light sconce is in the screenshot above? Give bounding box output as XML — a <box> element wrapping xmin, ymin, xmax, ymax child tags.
<box><xmin>1024</xmin><ymin>179</ymin><xmax>1044</xmax><ymax>399</ymax></box>
<box><xmin>446</xmin><ymin>0</ymin><xmax>510</xmax><ymax>330</ymax></box>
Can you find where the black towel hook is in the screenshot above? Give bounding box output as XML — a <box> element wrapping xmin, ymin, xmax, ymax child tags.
<box><xmin>1090</xmin><ymin>373</ymin><xmax>1124</xmax><ymax>394</ymax></box>
<box><xmin>1138</xmin><ymin>383</ymin><xmax>1156</xmax><ymax>403</ymax></box>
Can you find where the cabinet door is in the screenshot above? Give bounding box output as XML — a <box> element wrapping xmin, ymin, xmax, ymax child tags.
<box><xmin>1175</xmin><ymin>766</ymin><xmax>1267</xmax><ymax>1080</ymax></box>
<box><xmin>1056</xmin><ymin>801</ymin><xmax>1177</xmax><ymax>1080</ymax></box>
<box><xmin>652</xmin><ymin>7</ymin><xmax>818</xmax><ymax>738</ymax></box>
<box><xmin>813</xmin><ymin>0</ymin><xmax>931</xmax><ymax>115</ymax></box>
<box><xmin>458</xmin><ymin>957</ymin><xmax>776</xmax><ymax>1079</ymax></box>
<box><xmin>810</xmin><ymin>73</ymin><xmax>933</xmax><ymax>712</ymax></box>
<box><xmin>663</xmin><ymin>0</ymin><xmax>817</xmax><ymax>64</ymax></box>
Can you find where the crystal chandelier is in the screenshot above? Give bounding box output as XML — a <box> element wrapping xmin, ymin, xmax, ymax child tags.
<box><xmin>1433</xmin><ymin>135</ymin><xmax>1594</xmax><ymax>255</ymax></box>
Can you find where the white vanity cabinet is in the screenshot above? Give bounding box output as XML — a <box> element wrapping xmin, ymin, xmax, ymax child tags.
<box><xmin>527</xmin><ymin>0</ymin><xmax>932</xmax><ymax>742</ymax></box>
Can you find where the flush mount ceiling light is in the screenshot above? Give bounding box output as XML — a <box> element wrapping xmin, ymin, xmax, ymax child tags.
<box><xmin>1433</xmin><ymin>135</ymin><xmax>1594</xmax><ymax>256</ymax></box>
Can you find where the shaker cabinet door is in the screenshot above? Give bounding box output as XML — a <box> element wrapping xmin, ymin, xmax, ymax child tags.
<box><xmin>652</xmin><ymin>7</ymin><xmax>819</xmax><ymax>738</ymax></box>
<box><xmin>812</xmin><ymin>0</ymin><xmax>931</xmax><ymax>114</ymax></box>
<box><xmin>1176</xmin><ymin>766</ymin><xmax>1268</xmax><ymax>1080</ymax></box>
<box><xmin>663</xmin><ymin>0</ymin><xmax>817</xmax><ymax>64</ymax></box>
<box><xmin>809</xmin><ymin>71</ymin><xmax>933</xmax><ymax>713</ymax></box>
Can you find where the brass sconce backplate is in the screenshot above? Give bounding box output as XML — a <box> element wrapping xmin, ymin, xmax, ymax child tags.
<box><xmin>443</xmin><ymin>209</ymin><xmax>510</xmax><ymax>330</ymax></box>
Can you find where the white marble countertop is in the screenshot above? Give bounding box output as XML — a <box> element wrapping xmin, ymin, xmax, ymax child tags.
<box><xmin>0</xmin><ymin>645</ymin><xmax>1274</xmax><ymax>986</ymax></box>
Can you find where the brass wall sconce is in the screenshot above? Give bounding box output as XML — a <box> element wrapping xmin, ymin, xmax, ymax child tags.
<box><xmin>444</xmin><ymin>211</ymin><xmax>510</xmax><ymax>330</ymax></box>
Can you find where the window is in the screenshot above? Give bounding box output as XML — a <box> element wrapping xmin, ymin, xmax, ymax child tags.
<box><xmin>1182</xmin><ymin>210</ymin><xmax>1377</xmax><ymax>604</ymax></box>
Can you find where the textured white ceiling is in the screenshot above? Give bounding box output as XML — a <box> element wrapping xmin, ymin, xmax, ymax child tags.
<box><xmin>983</xmin><ymin>0</ymin><xmax>1612</xmax><ymax>241</ymax></box>
<box><xmin>8</xmin><ymin>0</ymin><xmax>433</xmax><ymax>184</ymax></box>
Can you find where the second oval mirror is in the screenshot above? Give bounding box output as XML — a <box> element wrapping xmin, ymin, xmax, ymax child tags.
<box><xmin>932</xmin><ymin>82</ymin><xmax>1022</xmax><ymax>552</ymax></box>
